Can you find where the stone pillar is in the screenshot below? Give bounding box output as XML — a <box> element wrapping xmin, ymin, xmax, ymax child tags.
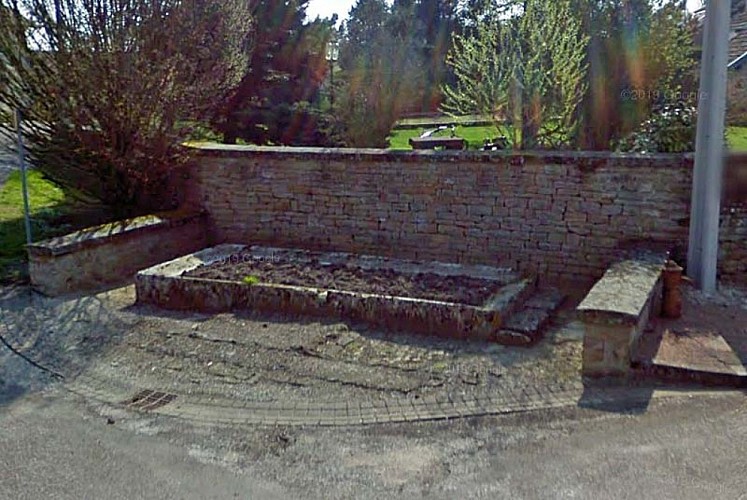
<box><xmin>581</xmin><ymin>318</ymin><xmax>638</xmax><ymax>377</ymax></box>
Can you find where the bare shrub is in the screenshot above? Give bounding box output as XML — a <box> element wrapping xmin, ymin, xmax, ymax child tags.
<box><xmin>0</xmin><ymin>0</ymin><xmax>252</xmax><ymax>213</ymax></box>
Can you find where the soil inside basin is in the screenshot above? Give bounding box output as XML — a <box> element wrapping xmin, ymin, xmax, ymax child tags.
<box><xmin>183</xmin><ymin>252</ymin><xmax>502</xmax><ymax>306</ymax></box>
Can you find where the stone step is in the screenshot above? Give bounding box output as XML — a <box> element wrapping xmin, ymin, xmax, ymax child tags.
<box><xmin>499</xmin><ymin>288</ymin><xmax>567</xmax><ymax>344</ymax></box>
<box><xmin>632</xmin><ymin>325</ymin><xmax>747</xmax><ymax>388</ymax></box>
<box><xmin>483</xmin><ymin>276</ymin><xmax>538</xmax><ymax>320</ymax></box>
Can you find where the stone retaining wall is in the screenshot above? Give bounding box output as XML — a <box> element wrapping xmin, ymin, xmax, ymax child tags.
<box><xmin>183</xmin><ymin>145</ymin><xmax>746</xmax><ymax>284</ymax></box>
<box><xmin>28</xmin><ymin>210</ymin><xmax>208</xmax><ymax>296</ymax></box>
<box><xmin>720</xmin><ymin>206</ymin><xmax>747</xmax><ymax>286</ymax></box>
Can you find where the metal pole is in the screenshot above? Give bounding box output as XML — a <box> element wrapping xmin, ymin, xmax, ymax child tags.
<box><xmin>687</xmin><ymin>0</ymin><xmax>730</xmax><ymax>293</ymax></box>
<box><xmin>330</xmin><ymin>60</ymin><xmax>334</xmax><ymax>109</ymax></box>
<box><xmin>14</xmin><ymin>108</ymin><xmax>32</xmax><ymax>245</ymax></box>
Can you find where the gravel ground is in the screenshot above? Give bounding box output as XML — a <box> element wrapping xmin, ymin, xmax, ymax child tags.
<box><xmin>2</xmin><ymin>279</ymin><xmax>742</xmax><ymax>414</ymax></box>
<box><xmin>0</xmin><ymin>284</ymin><xmax>584</xmax><ymax>407</ymax></box>
<box><xmin>684</xmin><ymin>282</ymin><xmax>747</xmax><ymax>309</ymax></box>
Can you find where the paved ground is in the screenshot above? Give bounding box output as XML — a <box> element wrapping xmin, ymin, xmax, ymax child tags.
<box><xmin>0</xmin><ymin>385</ymin><xmax>744</xmax><ymax>499</ymax></box>
<box><xmin>1</xmin><ymin>282</ymin><xmax>746</xmax><ymax>498</ymax></box>
<box><xmin>0</xmin><ymin>284</ymin><xmax>588</xmax><ymax>424</ymax></box>
<box><xmin>637</xmin><ymin>286</ymin><xmax>747</xmax><ymax>383</ymax></box>
<box><xmin>0</xmin><ymin>390</ymin><xmax>288</xmax><ymax>500</ymax></box>
<box><xmin>1</xmin><ymin>283</ymin><xmax>745</xmax><ymax>423</ymax></box>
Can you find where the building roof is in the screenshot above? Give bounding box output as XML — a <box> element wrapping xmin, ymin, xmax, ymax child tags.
<box><xmin>694</xmin><ymin>1</ymin><xmax>747</xmax><ymax>69</ymax></box>
<box><xmin>729</xmin><ymin>10</ymin><xmax>747</xmax><ymax>66</ymax></box>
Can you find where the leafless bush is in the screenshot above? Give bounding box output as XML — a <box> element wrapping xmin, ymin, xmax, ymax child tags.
<box><xmin>0</xmin><ymin>0</ymin><xmax>252</xmax><ymax>212</ymax></box>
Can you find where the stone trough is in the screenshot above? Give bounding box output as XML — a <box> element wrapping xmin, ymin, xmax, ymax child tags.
<box><xmin>136</xmin><ymin>245</ymin><xmax>564</xmax><ymax>345</ymax></box>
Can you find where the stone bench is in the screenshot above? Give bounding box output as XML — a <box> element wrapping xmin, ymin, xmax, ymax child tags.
<box><xmin>28</xmin><ymin>209</ymin><xmax>208</xmax><ymax>296</ymax></box>
<box><xmin>409</xmin><ymin>136</ymin><xmax>466</xmax><ymax>150</ymax></box>
<box><xmin>577</xmin><ymin>254</ymin><xmax>667</xmax><ymax>377</ymax></box>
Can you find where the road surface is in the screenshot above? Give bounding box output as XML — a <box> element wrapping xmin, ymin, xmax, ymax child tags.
<box><xmin>0</xmin><ymin>382</ymin><xmax>744</xmax><ymax>500</ymax></box>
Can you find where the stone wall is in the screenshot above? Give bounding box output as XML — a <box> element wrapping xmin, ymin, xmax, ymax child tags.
<box><xmin>578</xmin><ymin>256</ymin><xmax>666</xmax><ymax>377</ymax></box>
<box><xmin>28</xmin><ymin>210</ymin><xmax>208</xmax><ymax>296</ymax></box>
<box><xmin>183</xmin><ymin>145</ymin><xmax>746</xmax><ymax>284</ymax></box>
<box><xmin>720</xmin><ymin>206</ymin><xmax>747</xmax><ymax>286</ymax></box>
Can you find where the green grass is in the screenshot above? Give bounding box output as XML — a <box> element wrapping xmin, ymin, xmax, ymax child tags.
<box><xmin>242</xmin><ymin>275</ymin><xmax>260</xmax><ymax>286</ymax></box>
<box><xmin>387</xmin><ymin>124</ymin><xmax>504</xmax><ymax>150</ymax></box>
<box><xmin>391</xmin><ymin>124</ymin><xmax>747</xmax><ymax>152</ymax></box>
<box><xmin>0</xmin><ymin>170</ymin><xmax>70</xmax><ymax>280</ymax></box>
<box><xmin>387</xmin><ymin>128</ymin><xmax>423</xmax><ymax>150</ymax></box>
<box><xmin>727</xmin><ymin>126</ymin><xmax>747</xmax><ymax>152</ymax></box>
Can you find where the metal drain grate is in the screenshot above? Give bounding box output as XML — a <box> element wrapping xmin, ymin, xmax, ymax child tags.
<box><xmin>121</xmin><ymin>390</ymin><xmax>177</xmax><ymax>411</ymax></box>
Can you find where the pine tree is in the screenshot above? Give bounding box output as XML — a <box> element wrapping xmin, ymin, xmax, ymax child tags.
<box><xmin>215</xmin><ymin>0</ymin><xmax>334</xmax><ymax>146</ymax></box>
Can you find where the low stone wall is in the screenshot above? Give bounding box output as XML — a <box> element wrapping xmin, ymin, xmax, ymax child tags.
<box><xmin>720</xmin><ymin>206</ymin><xmax>747</xmax><ymax>286</ymax></box>
<box><xmin>577</xmin><ymin>255</ymin><xmax>666</xmax><ymax>377</ymax></box>
<box><xmin>28</xmin><ymin>210</ymin><xmax>208</xmax><ymax>296</ymax></box>
<box><xmin>135</xmin><ymin>245</ymin><xmax>541</xmax><ymax>344</ymax></box>
<box><xmin>181</xmin><ymin>145</ymin><xmax>747</xmax><ymax>284</ymax></box>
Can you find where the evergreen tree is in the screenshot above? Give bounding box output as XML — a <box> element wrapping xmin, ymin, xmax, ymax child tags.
<box><xmin>215</xmin><ymin>0</ymin><xmax>334</xmax><ymax>146</ymax></box>
<box><xmin>415</xmin><ymin>0</ymin><xmax>458</xmax><ymax>111</ymax></box>
<box><xmin>337</xmin><ymin>0</ymin><xmax>425</xmax><ymax>146</ymax></box>
<box><xmin>574</xmin><ymin>0</ymin><xmax>696</xmax><ymax>149</ymax></box>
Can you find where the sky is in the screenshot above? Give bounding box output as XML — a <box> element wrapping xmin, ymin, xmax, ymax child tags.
<box><xmin>306</xmin><ymin>0</ymin><xmax>359</xmax><ymax>24</ymax></box>
<box><xmin>308</xmin><ymin>0</ymin><xmax>705</xmax><ymax>25</ymax></box>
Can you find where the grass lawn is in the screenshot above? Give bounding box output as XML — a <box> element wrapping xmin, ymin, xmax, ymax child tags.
<box><xmin>391</xmin><ymin>124</ymin><xmax>747</xmax><ymax>152</ymax></box>
<box><xmin>727</xmin><ymin>126</ymin><xmax>747</xmax><ymax>152</ymax></box>
<box><xmin>0</xmin><ymin>170</ymin><xmax>70</xmax><ymax>281</ymax></box>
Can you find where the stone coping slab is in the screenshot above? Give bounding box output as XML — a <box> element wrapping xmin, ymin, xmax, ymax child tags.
<box><xmin>649</xmin><ymin>330</ymin><xmax>747</xmax><ymax>378</ymax></box>
<box><xmin>136</xmin><ymin>245</ymin><xmax>534</xmax><ymax>342</ymax></box>
<box><xmin>578</xmin><ymin>253</ymin><xmax>667</xmax><ymax>377</ymax></box>
<box><xmin>577</xmin><ymin>254</ymin><xmax>667</xmax><ymax>326</ymax></box>
<box><xmin>185</xmin><ymin>142</ymin><xmax>695</xmax><ymax>168</ymax></box>
<box><xmin>27</xmin><ymin>209</ymin><xmax>205</xmax><ymax>257</ymax></box>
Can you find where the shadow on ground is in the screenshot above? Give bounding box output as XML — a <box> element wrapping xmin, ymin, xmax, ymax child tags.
<box><xmin>577</xmin><ymin>382</ymin><xmax>654</xmax><ymax>415</ymax></box>
<box><xmin>0</xmin><ymin>285</ymin><xmax>136</xmax><ymax>407</ymax></box>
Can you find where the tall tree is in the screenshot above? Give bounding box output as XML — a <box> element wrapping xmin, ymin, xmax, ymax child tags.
<box><xmin>215</xmin><ymin>0</ymin><xmax>333</xmax><ymax>146</ymax></box>
<box><xmin>574</xmin><ymin>0</ymin><xmax>696</xmax><ymax>149</ymax></box>
<box><xmin>337</xmin><ymin>0</ymin><xmax>425</xmax><ymax>146</ymax></box>
<box><xmin>443</xmin><ymin>0</ymin><xmax>589</xmax><ymax>149</ymax></box>
<box><xmin>415</xmin><ymin>0</ymin><xmax>459</xmax><ymax>111</ymax></box>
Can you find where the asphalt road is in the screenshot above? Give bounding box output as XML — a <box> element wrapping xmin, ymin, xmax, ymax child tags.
<box><xmin>0</xmin><ymin>384</ymin><xmax>744</xmax><ymax>500</ymax></box>
<box><xmin>0</xmin><ymin>390</ymin><xmax>288</xmax><ymax>499</ymax></box>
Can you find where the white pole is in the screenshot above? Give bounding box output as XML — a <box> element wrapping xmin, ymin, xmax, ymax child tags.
<box><xmin>687</xmin><ymin>0</ymin><xmax>730</xmax><ymax>293</ymax></box>
<box><xmin>14</xmin><ymin>108</ymin><xmax>32</xmax><ymax>245</ymax></box>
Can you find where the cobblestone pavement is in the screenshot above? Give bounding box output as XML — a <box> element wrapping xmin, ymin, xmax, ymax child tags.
<box><xmin>0</xmin><ymin>284</ymin><xmax>736</xmax><ymax>426</ymax></box>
